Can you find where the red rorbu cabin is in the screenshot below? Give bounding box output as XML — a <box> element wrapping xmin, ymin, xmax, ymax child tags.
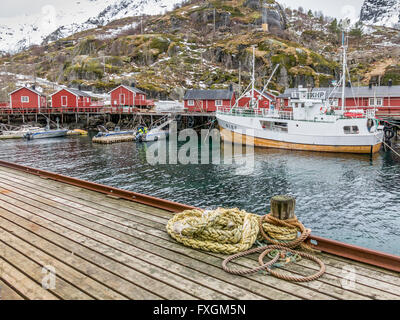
<box><xmin>184</xmin><ymin>89</ymin><xmax>236</xmax><ymax>112</ymax></box>
<box><xmin>9</xmin><ymin>86</ymin><xmax>47</xmax><ymax>110</ymax></box>
<box><xmin>237</xmin><ymin>89</ymin><xmax>276</xmax><ymax>109</ymax></box>
<box><xmin>109</xmin><ymin>85</ymin><xmax>154</xmax><ymax>108</ymax></box>
<box><xmin>50</xmin><ymin>88</ymin><xmax>92</xmax><ymax>109</ymax></box>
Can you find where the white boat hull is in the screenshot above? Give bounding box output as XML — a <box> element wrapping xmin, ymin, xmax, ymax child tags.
<box><xmin>217</xmin><ymin>114</ymin><xmax>383</xmax><ymax>154</ymax></box>
<box><xmin>25</xmin><ymin>129</ymin><xmax>69</xmax><ymax>140</ymax></box>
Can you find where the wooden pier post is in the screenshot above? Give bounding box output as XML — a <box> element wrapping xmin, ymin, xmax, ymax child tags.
<box><xmin>270</xmin><ymin>195</ymin><xmax>296</xmax><ymax>220</ymax></box>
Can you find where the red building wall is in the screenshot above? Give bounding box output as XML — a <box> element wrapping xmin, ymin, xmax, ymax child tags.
<box><xmin>51</xmin><ymin>89</ymin><xmax>91</xmax><ymax>108</ymax></box>
<box><xmin>10</xmin><ymin>88</ymin><xmax>45</xmax><ymax>109</ymax></box>
<box><xmin>110</xmin><ymin>87</ymin><xmax>147</xmax><ymax>107</ymax></box>
<box><xmin>237</xmin><ymin>91</ymin><xmax>274</xmax><ymax>109</ymax></box>
<box><xmin>184</xmin><ymin>94</ymin><xmax>236</xmax><ymax>112</ymax></box>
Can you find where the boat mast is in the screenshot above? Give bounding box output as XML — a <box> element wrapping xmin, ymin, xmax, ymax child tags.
<box><xmin>341</xmin><ymin>32</ymin><xmax>347</xmax><ymax>113</ymax></box>
<box><xmin>252</xmin><ymin>46</ymin><xmax>256</xmax><ymax>109</ymax></box>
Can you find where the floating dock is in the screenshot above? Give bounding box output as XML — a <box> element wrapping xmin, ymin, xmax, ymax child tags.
<box><xmin>92</xmin><ymin>134</ymin><xmax>135</xmax><ymax>144</ymax></box>
<box><xmin>0</xmin><ymin>160</ymin><xmax>399</xmax><ymax>300</ymax></box>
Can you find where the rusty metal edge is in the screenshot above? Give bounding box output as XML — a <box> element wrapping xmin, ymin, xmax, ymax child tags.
<box><xmin>0</xmin><ymin>159</ymin><xmax>399</xmax><ymax>273</ymax></box>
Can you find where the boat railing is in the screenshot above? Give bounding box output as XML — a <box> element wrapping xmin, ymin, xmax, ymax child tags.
<box><xmin>217</xmin><ymin>107</ymin><xmax>294</xmax><ymax>120</ymax></box>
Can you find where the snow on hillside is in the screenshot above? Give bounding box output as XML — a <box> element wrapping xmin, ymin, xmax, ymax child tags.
<box><xmin>0</xmin><ymin>0</ymin><xmax>184</xmax><ymax>54</ymax></box>
<box><xmin>360</xmin><ymin>0</ymin><xmax>400</xmax><ymax>29</ymax></box>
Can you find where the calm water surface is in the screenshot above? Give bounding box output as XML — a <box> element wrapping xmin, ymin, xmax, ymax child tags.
<box><xmin>1</xmin><ymin>134</ymin><xmax>399</xmax><ymax>256</ymax></box>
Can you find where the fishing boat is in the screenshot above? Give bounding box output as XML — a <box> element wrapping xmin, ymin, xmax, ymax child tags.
<box><xmin>134</xmin><ymin>116</ymin><xmax>173</xmax><ymax>142</ymax></box>
<box><xmin>216</xmin><ymin>37</ymin><xmax>384</xmax><ymax>154</ymax></box>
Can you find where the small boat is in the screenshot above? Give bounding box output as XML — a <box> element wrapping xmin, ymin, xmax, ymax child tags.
<box><xmin>0</xmin><ymin>125</ymin><xmax>42</xmax><ymax>139</ymax></box>
<box><xmin>134</xmin><ymin>117</ymin><xmax>173</xmax><ymax>142</ymax></box>
<box><xmin>24</xmin><ymin>119</ymin><xmax>68</xmax><ymax>140</ymax></box>
<box><xmin>24</xmin><ymin>128</ymin><xmax>69</xmax><ymax>140</ymax></box>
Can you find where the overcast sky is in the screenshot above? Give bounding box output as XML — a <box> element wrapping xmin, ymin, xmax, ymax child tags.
<box><xmin>0</xmin><ymin>0</ymin><xmax>366</xmax><ymax>19</ymax></box>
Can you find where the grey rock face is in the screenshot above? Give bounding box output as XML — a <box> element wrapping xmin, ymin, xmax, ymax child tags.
<box><xmin>360</xmin><ymin>0</ymin><xmax>400</xmax><ymax>28</ymax></box>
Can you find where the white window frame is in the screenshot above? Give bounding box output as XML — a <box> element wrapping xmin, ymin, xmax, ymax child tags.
<box><xmin>376</xmin><ymin>98</ymin><xmax>383</xmax><ymax>106</ymax></box>
<box><xmin>188</xmin><ymin>100</ymin><xmax>195</xmax><ymax>106</ymax></box>
<box><xmin>369</xmin><ymin>98</ymin><xmax>375</xmax><ymax>106</ymax></box>
<box><xmin>215</xmin><ymin>100</ymin><xmax>223</xmax><ymax>107</ymax></box>
<box><xmin>120</xmin><ymin>94</ymin><xmax>125</xmax><ymax>105</ymax></box>
<box><xmin>61</xmin><ymin>96</ymin><xmax>68</xmax><ymax>107</ymax></box>
<box><xmin>21</xmin><ymin>96</ymin><xmax>29</xmax><ymax>103</ymax></box>
<box><xmin>330</xmin><ymin>99</ymin><xmax>339</xmax><ymax>107</ymax></box>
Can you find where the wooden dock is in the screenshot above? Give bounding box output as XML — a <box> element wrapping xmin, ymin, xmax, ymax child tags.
<box><xmin>0</xmin><ymin>163</ymin><xmax>399</xmax><ymax>300</ymax></box>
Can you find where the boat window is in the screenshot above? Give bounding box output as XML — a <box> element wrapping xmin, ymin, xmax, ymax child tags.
<box><xmin>272</xmin><ymin>122</ymin><xmax>288</xmax><ymax>133</ymax></box>
<box><xmin>260</xmin><ymin>121</ymin><xmax>272</xmax><ymax>130</ymax></box>
<box><xmin>344</xmin><ymin>126</ymin><xmax>359</xmax><ymax>134</ymax></box>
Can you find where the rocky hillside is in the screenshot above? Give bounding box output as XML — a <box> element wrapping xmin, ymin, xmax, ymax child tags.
<box><xmin>360</xmin><ymin>0</ymin><xmax>400</xmax><ymax>29</ymax></box>
<box><xmin>1</xmin><ymin>0</ymin><xmax>400</xmax><ymax>102</ymax></box>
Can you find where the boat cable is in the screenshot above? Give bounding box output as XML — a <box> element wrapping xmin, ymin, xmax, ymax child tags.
<box><xmin>166</xmin><ymin>208</ymin><xmax>326</xmax><ymax>282</ymax></box>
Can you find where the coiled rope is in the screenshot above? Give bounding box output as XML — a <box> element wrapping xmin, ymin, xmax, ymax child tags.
<box><xmin>166</xmin><ymin>208</ymin><xmax>260</xmax><ymax>255</ymax></box>
<box><xmin>166</xmin><ymin>208</ymin><xmax>326</xmax><ymax>282</ymax></box>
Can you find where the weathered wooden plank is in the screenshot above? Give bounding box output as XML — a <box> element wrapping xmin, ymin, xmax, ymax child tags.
<box><xmin>0</xmin><ymin>178</ymin><xmax>382</xmax><ymax>300</ymax></box>
<box><xmin>0</xmin><ymin>171</ymin><xmax>172</xmax><ymax>223</ymax></box>
<box><xmin>0</xmin><ymin>279</ymin><xmax>24</xmax><ymax>300</ymax></box>
<box><xmin>0</xmin><ymin>168</ymin><xmax>174</xmax><ymax>220</ymax></box>
<box><xmin>1</xmin><ymin>166</ymin><xmax>399</xmax><ymax>300</ymax></box>
<box><xmin>0</xmin><ymin>227</ymin><xmax>127</xmax><ymax>300</ymax></box>
<box><xmin>5</xmin><ymin>171</ymin><xmax>399</xmax><ymax>290</ymax></box>
<box><xmin>0</xmin><ymin>211</ymin><xmax>190</xmax><ymax>300</ymax></box>
<box><xmin>0</xmin><ymin>257</ymin><xmax>58</xmax><ymax>300</ymax></box>
<box><xmin>0</xmin><ymin>184</ymin><xmax>332</xmax><ymax>300</ymax></box>
<box><xmin>0</xmin><ymin>198</ymin><xmax>233</xmax><ymax>300</ymax></box>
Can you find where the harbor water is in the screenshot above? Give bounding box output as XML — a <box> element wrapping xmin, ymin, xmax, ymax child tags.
<box><xmin>1</xmin><ymin>134</ymin><xmax>399</xmax><ymax>256</ymax></box>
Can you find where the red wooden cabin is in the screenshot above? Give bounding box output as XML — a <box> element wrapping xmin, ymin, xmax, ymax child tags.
<box><xmin>183</xmin><ymin>89</ymin><xmax>236</xmax><ymax>112</ymax></box>
<box><xmin>9</xmin><ymin>86</ymin><xmax>47</xmax><ymax>109</ymax></box>
<box><xmin>237</xmin><ymin>89</ymin><xmax>276</xmax><ymax>109</ymax></box>
<box><xmin>109</xmin><ymin>85</ymin><xmax>154</xmax><ymax>108</ymax></box>
<box><xmin>50</xmin><ymin>88</ymin><xmax>92</xmax><ymax>108</ymax></box>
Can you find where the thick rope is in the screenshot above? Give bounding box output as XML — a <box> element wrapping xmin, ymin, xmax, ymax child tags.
<box><xmin>166</xmin><ymin>208</ymin><xmax>326</xmax><ymax>282</ymax></box>
<box><xmin>166</xmin><ymin>208</ymin><xmax>260</xmax><ymax>255</ymax></box>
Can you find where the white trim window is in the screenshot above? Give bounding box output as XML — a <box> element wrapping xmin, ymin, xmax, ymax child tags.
<box><xmin>120</xmin><ymin>94</ymin><xmax>125</xmax><ymax>105</ymax></box>
<box><xmin>188</xmin><ymin>100</ymin><xmax>195</xmax><ymax>106</ymax></box>
<box><xmin>61</xmin><ymin>96</ymin><xmax>68</xmax><ymax>107</ymax></box>
<box><xmin>21</xmin><ymin>96</ymin><xmax>29</xmax><ymax>103</ymax></box>
<box><xmin>369</xmin><ymin>98</ymin><xmax>383</xmax><ymax>106</ymax></box>
<box><xmin>215</xmin><ymin>100</ymin><xmax>223</xmax><ymax>107</ymax></box>
<box><xmin>329</xmin><ymin>99</ymin><xmax>339</xmax><ymax>107</ymax></box>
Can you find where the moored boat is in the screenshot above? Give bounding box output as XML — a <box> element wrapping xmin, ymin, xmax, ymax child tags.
<box><xmin>216</xmin><ymin>37</ymin><xmax>384</xmax><ymax>155</ymax></box>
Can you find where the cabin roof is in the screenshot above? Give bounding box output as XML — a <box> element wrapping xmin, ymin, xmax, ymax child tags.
<box><xmin>279</xmin><ymin>85</ymin><xmax>400</xmax><ymax>99</ymax></box>
<box><xmin>184</xmin><ymin>89</ymin><xmax>234</xmax><ymax>100</ymax></box>
<box><xmin>108</xmin><ymin>85</ymin><xmax>146</xmax><ymax>95</ymax></box>
<box><xmin>50</xmin><ymin>88</ymin><xmax>91</xmax><ymax>97</ymax></box>
<box><xmin>9</xmin><ymin>86</ymin><xmax>45</xmax><ymax>96</ymax></box>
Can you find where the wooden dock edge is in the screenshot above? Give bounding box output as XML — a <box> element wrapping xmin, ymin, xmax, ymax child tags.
<box><xmin>0</xmin><ymin>159</ymin><xmax>399</xmax><ymax>273</ymax></box>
